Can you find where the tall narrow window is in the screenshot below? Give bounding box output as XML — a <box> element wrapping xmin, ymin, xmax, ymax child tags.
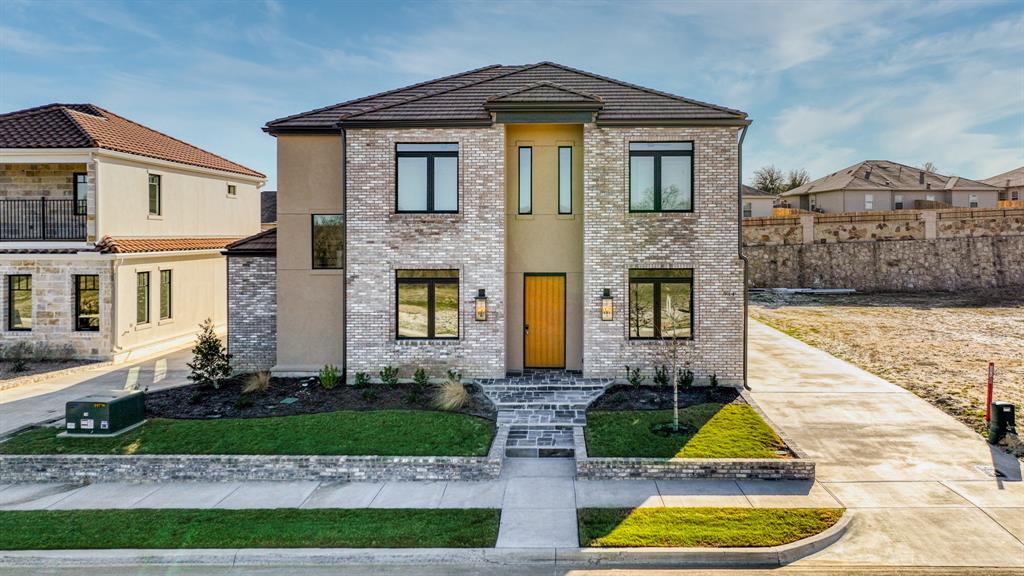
<box><xmin>73</xmin><ymin>173</ymin><xmax>87</xmax><ymax>215</ymax></box>
<box><xmin>7</xmin><ymin>275</ymin><xmax>32</xmax><ymax>331</ymax></box>
<box><xmin>864</xmin><ymin>194</ymin><xmax>874</xmax><ymax>210</ymax></box>
<box><xmin>969</xmin><ymin>194</ymin><xmax>978</xmax><ymax>208</ymax></box>
<box><xmin>137</xmin><ymin>272</ymin><xmax>150</xmax><ymax>325</ymax></box>
<box><xmin>396</xmin><ymin>143</ymin><xmax>458</xmax><ymax>212</ymax></box>
<box><xmin>518</xmin><ymin>147</ymin><xmax>532</xmax><ymax>214</ymax></box>
<box><xmin>396</xmin><ymin>270</ymin><xmax>459</xmax><ymax>339</ymax></box>
<box><xmin>558</xmin><ymin>146</ymin><xmax>572</xmax><ymax>214</ymax></box>
<box><xmin>148</xmin><ymin>174</ymin><xmax>161</xmax><ymax>215</ymax></box>
<box><xmin>159</xmin><ymin>270</ymin><xmax>172</xmax><ymax>320</ymax></box>
<box><xmin>894</xmin><ymin>194</ymin><xmax>904</xmax><ymax>210</ymax></box>
<box><xmin>311</xmin><ymin>214</ymin><xmax>344</xmax><ymax>269</ymax></box>
<box><xmin>74</xmin><ymin>275</ymin><xmax>100</xmax><ymax>331</ymax></box>
<box><xmin>809</xmin><ymin>195</ymin><xmax>817</xmax><ymax>211</ymax></box>
<box><xmin>628</xmin><ymin>269</ymin><xmax>693</xmax><ymax>339</ymax></box>
<box><xmin>742</xmin><ymin>202</ymin><xmax>752</xmax><ymax>218</ymax></box>
<box><xmin>629</xmin><ymin>142</ymin><xmax>693</xmax><ymax>212</ymax></box>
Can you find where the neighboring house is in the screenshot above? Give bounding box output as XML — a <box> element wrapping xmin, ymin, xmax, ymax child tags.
<box><xmin>982</xmin><ymin>166</ymin><xmax>1024</xmax><ymax>203</ymax></box>
<box><xmin>0</xmin><ymin>104</ymin><xmax>264</xmax><ymax>362</ymax></box>
<box><xmin>780</xmin><ymin>160</ymin><xmax>1001</xmax><ymax>213</ymax></box>
<box><xmin>261</xmin><ymin>190</ymin><xmax>277</xmax><ymax>229</ymax></box>
<box><xmin>741</xmin><ymin>185</ymin><xmax>774</xmax><ymax>218</ymax></box>
<box><xmin>251</xmin><ymin>61</ymin><xmax>749</xmax><ymax>383</ymax></box>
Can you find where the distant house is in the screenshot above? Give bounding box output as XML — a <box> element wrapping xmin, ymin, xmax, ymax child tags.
<box><xmin>261</xmin><ymin>190</ymin><xmax>276</xmax><ymax>229</ymax></box>
<box><xmin>982</xmin><ymin>166</ymin><xmax>1024</xmax><ymax>203</ymax></box>
<box><xmin>741</xmin><ymin>185</ymin><xmax>774</xmax><ymax>217</ymax></box>
<box><xmin>780</xmin><ymin>160</ymin><xmax>1001</xmax><ymax>213</ymax></box>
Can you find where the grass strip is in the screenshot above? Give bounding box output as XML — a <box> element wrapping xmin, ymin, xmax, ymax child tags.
<box><xmin>0</xmin><ymin>410</ymin><xmax>494</xmax><ymax>457</ymax></box>
<box><xmin>0</xmin><ymin>508</ymin><xmax>500</xmax><ymax>550</ymax></box>
<box><xmin>585</xmin><ymin>404</ymin><xmax>786</xmax><ymax>458</ymax></box>
<box><xmin>578</xmin><ymin>507</ymin><xmax>843</xmax><ymax>548</ymax></box>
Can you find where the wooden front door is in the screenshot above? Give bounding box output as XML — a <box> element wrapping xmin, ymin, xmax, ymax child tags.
<box><xmin>524</xmin><ymin>274</ymin><xmax>565</xmax><ymax>368</ymax></box>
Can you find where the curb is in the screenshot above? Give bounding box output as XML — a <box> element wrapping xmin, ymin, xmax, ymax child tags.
<box><xmin>0</xmin><ymin>511</ymin><xmax>851</xmax><ymax>568</ymax></box>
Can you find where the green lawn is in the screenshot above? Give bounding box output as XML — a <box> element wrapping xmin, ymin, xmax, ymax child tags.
<box><xmin>585</xmin><ymin>404</ymin><xmax>787</xmax><ymax>458</ymax></box>
<box><xmin>578</xmin><ymin>508</ymin><xmax>843</xmax><ymax>548</ymax></box>
<box><xmin>0</xmin><ymin>410</ymin><xmax>494</xmax><ymax>457</ymax></box>
<box><xmin>0</xmin><ymin>509</ymin><xmax>499</xmax><ymax>550</ymax></box>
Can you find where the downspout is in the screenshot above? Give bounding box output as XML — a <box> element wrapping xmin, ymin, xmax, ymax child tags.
<box><xmin>737</xmin><ymin>124</ymin><xmax>750</xmax><ymax>391</ymax></box>
<box><xmin>339</xmin><ymin>124</ymin><xmax>348</xmax><ymax>379</ymax></box>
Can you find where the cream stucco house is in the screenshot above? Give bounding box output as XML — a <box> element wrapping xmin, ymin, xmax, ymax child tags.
<box><xmin>231</xmin><ymin>62</ymin><xmax>749</xmax><ymax>384</ymax></box>
<box><xmin>741</xmin><ymin>185</ymin><xmax>775</xmax><ymax>218</ymax></box>
<box><xmin>1</xmin><ymin>104</ymin><xmax>264</xmax><ymax>362</ymax></box>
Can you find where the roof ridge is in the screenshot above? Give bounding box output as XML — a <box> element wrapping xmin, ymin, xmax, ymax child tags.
<box><xmin>265</xmin><ymin>64</ymin><xmax>509</xmax><ymax>127</ymax></box>
<box><xmin>486</xmin><ymin>81</ymin><xmax>603</xmax><ymax>102</ymax></box>
<box><xmin>57</xmin><ymin>107</ymin><xmax>99</xmax><ymax>148</ymax></box>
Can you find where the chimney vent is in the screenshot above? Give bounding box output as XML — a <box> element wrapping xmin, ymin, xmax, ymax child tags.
<box><xmin>919</xmin><ymin>171</ymin><xmax>925</xmax><ymax>184</ymax></box>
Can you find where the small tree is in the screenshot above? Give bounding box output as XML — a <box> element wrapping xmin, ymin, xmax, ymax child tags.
<box><xmin>187</xmin><ymin>318</ymin><xmax>232</xmax><ymax>389</ymax></box>
<box><xmin>921</xmin><ymin>161</ymin><xmax>938</xmax><ymax>174</ymax></box>
<box><xmin>753</xmin><ymin>165</ymin><xmax>786</xmax><ymax>196</ymax></box>
<box><xmin>784</xmin><ymin>168</ymin><xmax>809</xmax><ymax>191</ymax></box>
<box><xmin>660</xmin><ymin>293</ymin><xmax>691</xmax><ymax>432</ymax></box>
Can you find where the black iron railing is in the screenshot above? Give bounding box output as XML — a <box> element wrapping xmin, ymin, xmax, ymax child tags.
<box><xmin>0</xmin><ymin>198</ymin><xmax>87</xmax><ymax>241</ymax></box>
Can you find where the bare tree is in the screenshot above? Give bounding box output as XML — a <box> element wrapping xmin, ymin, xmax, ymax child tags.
<box><xmin>921</xmin><ymin>161</ymin><xmax>939</xmax><ymax>174</ymax></box>
<box><xmin>660</xmin><ymin>293</ymin><xmax>691</xmax><ymax>432</ymax></box>
<box><xmin>784</xmin><ymin>169</ymin><xmax>810</xmax><ymax>191</ymax></box>
<box><xmin>752</xmin><ymin>165</ymin><xmax>785</xmax><ymax>195</ymax></box>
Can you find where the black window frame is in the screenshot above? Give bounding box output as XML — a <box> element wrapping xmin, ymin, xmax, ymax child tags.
<box><xmin>395</xmin><ymin>143</ymin><xmax>459</xmax><ymax>214</ymax></box>
<box><xmin>159</xmin><ymin>269</ymin><xmax>172</xmax><ymax>320</ymax></box>
<box><xmin>628</xmin><ymin>142</ymin><xmax>695</xmax><ymax>213</ymax></box>
<box><xmin>227</xmin><ymin>184</ymin><xmax>237</xmax><ymax>196</ymax></box>
<box><xmin>148</xmin><ymin>174</ymin><xmax>161</xmax><ymax>216</ymax></box>
<box><xmin>7</xmin><ymin>274</ymin><xmax>32</xmax><ymax>332</ymax></box>
<box><xmin>558</xmin><ymin>146</ymin><xmax>572</xmax><ymax>215</ymax></box>
<box><xmin>74</xmin><ymin>274</ymin><xmax>100</xmax><ymax>332</ymax></box>
<box><xmin>518</xmin><ymin>146</ymin><xmax>533</xmax><ymax>215</ymax></box>
<box><xmin>395</xmin><ymin>270</ymin><xmax>459</xmax><ymax>340</ymax></box>
<box><xmin>136</xmin><ymin>271</ymin><xmax>150</xmax><ymax>325</ymax></box>
<box><xmin>73</xmin><ymin>172</ymin><xmax>88</xmax><ymax>215</ymax></box>
<box><xmin>311</xmin><ymin>214</ymin><xmax>344</xmax><ymax>270</ymax></box>
<box><xmin>628</xmin><ymin>269</ymin><xmax>694</xmax><ymax>340</ymax></box>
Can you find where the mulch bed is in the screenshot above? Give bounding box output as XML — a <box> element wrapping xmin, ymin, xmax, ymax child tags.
<box><xmin>145</xmin><ymin>377</ymin><xmax>496</xmax><ymax>421</ymax></box>
<box><xmin>588</xmin><ymin>384</ymin><xmax>743</xmax><ymax>412</ymax></box>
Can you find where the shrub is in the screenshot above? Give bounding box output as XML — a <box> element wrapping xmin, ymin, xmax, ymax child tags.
<box><xmin>5</xmin><ymin>341</ymin><xmax>33</xmax><ymax>372</ymax></box>
<box><xmin>379</xmin><ymin>365</ymin><xmax>399</xmax><ymax>388</ymax></box>
<box><xmin>243</xmin><ymin>370</ymin><xmax>272</xmax><ymax>394</ymax></box>
<box><xmin>653</xmin><ymin>365</ymin><xmax>670</xmax><ymax>388</ymax></box>
<box><xmin>234</xmin><ymin>395</ymin><xmax>253</xmax><ymax>409</ymax></box>
<box><xmin>625</xmin><ymin>365</ymin><xmax>645</xmax><ymax>388</ymax></box>
<box><xmin>409</xmin><ymin>368</ymin><xmax>430</xmax><ymax>402</ymax></box>
<box><xmin>352</xmin><ymin>372</ymin><xmax>370</xmax><ymax>389</ymax></box>
<box><xmin>319</xmin><ymin>364</ymin><xmax>341</xmax><ymax>390</ymax></box>
<box><xmin>678</xmin><ymin>368</ymin><xmax>694</xmax><ymax>389</ymax></box>
<box><xmin>709</xmin><ymin>373</ymin><xmax>719</xmax><ymax>388</ymax></box>
<box><xmin>186</xmin><ymin>319</ymin><xmax>232</xmax><ymax>389</ymax></box>
<box><xmin>434</xmin><ymin>370</ymin><xmax>469</xmax><ymax>411</ymax></box>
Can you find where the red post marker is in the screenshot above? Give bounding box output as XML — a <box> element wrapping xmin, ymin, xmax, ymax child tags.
<box><xmin>985</xmin><ymin>362</ymin><xmax>995</xmax><ymax>423</ymax></box>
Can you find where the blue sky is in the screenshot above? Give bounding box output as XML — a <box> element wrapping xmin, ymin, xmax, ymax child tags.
<box><xmin>2</xmin><ymin>0</ymin><xmax>1021</xmax><ymax>189</ymax></box>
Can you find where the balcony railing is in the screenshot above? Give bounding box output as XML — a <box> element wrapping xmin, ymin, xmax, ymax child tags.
<box><xmin>0</xmin><ymin>198</ymin><xmax>87</xmax><ymax>241</ymax></box>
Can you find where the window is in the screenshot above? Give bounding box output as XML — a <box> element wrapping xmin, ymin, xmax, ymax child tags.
<box><xmin>396</xmin><ymin>269</ymin><xmax>458</xmax><ymax>339</ymax></box>
<box><xmin>73</xmin><ymin>173</ymin><xmax>87</xmax><ymax>215</ymax></box>
<box><xmin>137</xmin><ymin>272</ymin><xmax>150</xmax><ymax>324</ymax></box>
<box><xmin>894</xmin><ymin>194</ymin><xmax>904</xmax><ymax>210</ymax></box>
<box><xmin>311</xmin><ymin>214</ymin><xmax>344</xmax><ymax>269</ymax></box>
<box><xmin>74</xmin><ymin>275</ymin><xmax>100</xmax><ymax>331</ymax></box>
<box><xmin>396</xmin><ymin>143</ymin><xmax>458</xmax><ymax>212</ymax></box>
<box><xmin>969</xmin><ymin>194</ymin><xmax>978</xmax><ymax>208</ymax></box>
<box><xmin>558</xmin><ymin>146</ymin><xmax>572</xmax><ymax>214</ymax></box>
<box><xmin>160</xmin><ymin>270</ymin><xmax>172</xmax><ymax>320</ymax></box>
<box><xmin>227</xmin><ymin>184</ymin><xmax>237</xmax><ymax>196</ymax></box>
<box><xmin>629</xmin><ymin>142</ymin><xmax>693</xmax><ymax>212</ymax></box>
<box><xmin>628</xmin><ymin>269</ymin><xmax>693</xmax><ymax>339</ymax></box>
<box><xmin>742</xmin><ymin>202</ymin><xmax>752</xmax><ymax>218</ymax></box>
<box><xmin>518</xmin><ymin>147</ymin><xmax>532</xmax><ymax>214</ymax></box>
<box><xmin>809</xmin><ymin>195</ymin><xmax>817</xmax><ymax>211</ymax></box>
<box><xmin>7</xmin><ymin>275</ymin><xmax>31</xmax><ymax>331</ymax></box>
<box><xmin>926</xmin><ymin>194</ymin><xmax>935</xmax><ymax>202</ymax></box>
<box><xmin>864</xmin><ymin>194</ymin><xmax>874</xmax><ymax>210</ymax></box>
<box><xmin>148</xmin><ymin>174</ymin><xmax>161</xmax><ymax>215</ymax></box>
<box><xmin>1013</xmin><ymin>190</ymin><xmax>1020</xmax><ymax>201</ymax></box>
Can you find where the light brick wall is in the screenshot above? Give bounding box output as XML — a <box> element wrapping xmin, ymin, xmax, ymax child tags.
<box><xmin>0</xmin><ymin>163</ymin><xmax>84</xmax><ymax>198</ymax></box>
<box><xmin>582</xmin><ymin>125</ymin><xmax>745</xmax><ymax>385</ymax></box>
<box><xmin>227</xmin><ymin>255</ymin><xmax>276</xmax><ymax>370</ymax></box>
<box><xmin>345</xmin><ymin>126</ymin><xmax>506</xmax><ymax>379</ymax></box>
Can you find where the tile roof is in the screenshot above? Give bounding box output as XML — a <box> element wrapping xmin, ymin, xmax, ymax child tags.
<box><xmin>1</xmin><ymin>104</ymin><xmax>265</xmax><ymax>178</ymax></box>
<box><xmin>97</xmin><ymin>236</ymin><xmax>242</xmax><ymax>254</ymax></box>
<box><xmin>0</xmin><ymin>247</ymin><xmax>94</xmax><ymax>255</ymax></box>
<box><xmin>982</xmin><ymin>166</ymin><xmax>1024</xmax><ymax>189</ymax></box>
<box><xmin>261</xmin><ymin>190</ymin><xmax>277</xmax><ymax>224</ymax></box>
<box><xmin>781</xmin><ymin>160</ymin><xmax>999</xmax><ymax>197</ymax></box>
<box><xmin>742</xmin><ymin>185</ymin><xmax>774</xmax><ymax>197</ymax></box>
<box><xmin>224</xmin><ymin>227</ymin><xmax>276</xmax><ymax>256</ymax></box>
<box><xmin>266</xmin><ymin>62</ymin><xmax>746</xmax><ymax>130</ymax></box>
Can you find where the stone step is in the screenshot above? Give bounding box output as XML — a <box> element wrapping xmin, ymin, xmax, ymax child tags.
<box><xmin>497</xmin><ymin>409</ymin><xmax>586</xmax><ymax>427</ymax></box>
<box><xmin>504</xmin><ymin>425</ymin><xmax>576</xmax><ymax>458</ymax></box>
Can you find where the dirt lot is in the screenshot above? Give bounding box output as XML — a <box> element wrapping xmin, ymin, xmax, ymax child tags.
<box><xmin>749</xmin><ymin>287</ymin><xmax>1023</xmax><ymax>436</ymax></box>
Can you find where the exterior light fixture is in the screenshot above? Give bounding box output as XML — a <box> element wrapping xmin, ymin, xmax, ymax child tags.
<box><xmin>601</xmin><ymin>288</ymin><xmax>614</xmax><ymax>321</ymax></box>
<box><xmin>475</xmin><ymin>289</ymin><xmax>487</xmax><ymax>321</ymax></box>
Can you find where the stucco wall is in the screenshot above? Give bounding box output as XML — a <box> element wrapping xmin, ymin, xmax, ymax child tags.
<box><xmin>743</xmin><ymin>197</ymin><xmax>773</xmax><ymax>218</ymax></box>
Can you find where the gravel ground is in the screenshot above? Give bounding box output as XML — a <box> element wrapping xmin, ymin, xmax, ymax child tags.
<box><xmin>749</xmin><ymin>287</ymin><xmax>1023</xmax><ymax>436</ymax></box>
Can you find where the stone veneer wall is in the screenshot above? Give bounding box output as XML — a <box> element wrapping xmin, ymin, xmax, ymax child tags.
<box><xmin>0</xmin><ymin>163</ymin><xmax>84</xmax><ymax>198</ymax></box>
<box><xmin>0</xmin><ymin>257</ymin><xmax>113</xmax><ymax>358</ymax></box>
<box><xmin>227</xmin><ymin>255</ymin><xmax>276</xmax><ymax>370</ymax></box>
<box><xmin>582</xmin><ymin>125</ymin><xmax>745</xmax><ymax>385</ymax></box>
<box><xmin>344</xmin><ymin>126</ymin><xmax>507</xmax><ymax>379</ymax></box>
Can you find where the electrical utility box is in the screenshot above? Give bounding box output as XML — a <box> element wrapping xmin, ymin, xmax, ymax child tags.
<box><xmin>64</xmin><ymin>391</ymin><xmax>145</xmax><ymax>437</ymax></box>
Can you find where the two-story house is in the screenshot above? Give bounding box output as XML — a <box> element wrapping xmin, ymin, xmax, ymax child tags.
<box><xmin>1</xmin><ymin>104</ymin><xmax>264</xmax><ymax>362</ymax></box>
<box><xmin>243</xmin><ymin>62</ymin><xmax>748</xmax><ymax>383</ymax></box>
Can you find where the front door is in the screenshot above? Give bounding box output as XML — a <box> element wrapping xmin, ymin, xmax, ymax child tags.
<box><xmin>524</xmin><ymin>274</ymin><xmax>565</xmax><ymax>368</ymax></box>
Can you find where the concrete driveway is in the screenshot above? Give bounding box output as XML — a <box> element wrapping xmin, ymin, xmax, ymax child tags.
<box><xmin>748</xmin><ymin>319</ymin><xmax>1023</xmax><ymax>569</ymax></box>
<box><xmin>0</xmin><ymin>345</ymin><xmax>193</xmax><ymax>436</ymax></box>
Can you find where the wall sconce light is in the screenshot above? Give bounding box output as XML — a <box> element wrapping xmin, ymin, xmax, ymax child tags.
<box><xmin>475</xmin><ymin>289</ymin><xmax>487</xmax><ymax>321</ymax></box>
<box><xmin>601</xmin><ymin>288</ymin><xmax>614</xmax><ymax>321</ymax></box>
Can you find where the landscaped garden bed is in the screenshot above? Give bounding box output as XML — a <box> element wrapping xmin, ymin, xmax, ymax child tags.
<box><xmin>0</xmin><ymin>509</ymin><xmax>500</xmax><ymax>550</ymax></box>
<box><xmin>578</xmin><ymin>507</ymin><xmax>843</xmax><ymax>548</ymax></box>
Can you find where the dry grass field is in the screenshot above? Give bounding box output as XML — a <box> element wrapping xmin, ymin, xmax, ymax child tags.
<box><xmin>750</xmin><ymin>288</ymin><xmax>1023</xmax><ymax>435</ymax></box>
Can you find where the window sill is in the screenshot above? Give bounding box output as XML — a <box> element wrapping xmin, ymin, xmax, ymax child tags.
<box><xmin>556</xmin><ymin>213</ymin><xmax>575</xmax><ymax>220</ymax></box>
<box><xmin>158</xmin><ymin>318</ymin><xmax>174</xmax><ymax>326</ymax></box>
<box><xmin>147</xmin><ymin>214</ymin><xmax>164</xmax><ymax>221</ymax></box>
<box><xmin>134</xmin><ymin>323</ymin><xmax>152</xmax><ymax>332</ymax></box>
<box><xmin>310</xmin><ymin>268</ymin><xmax>344</xmax><ymax>276</ymax></box>
<box><xmin>396</xmin><ymin>339</ymin><xmax>462</xmax><ymax>347</ymax></box>
<box><xmin>626</xmin><ymin>211</ymin><xmax>697</xmax><ymax>218</ymax></box>
<box><xmin>389</xmin><ymin>213</ymin><xmax>463</xmax><ymax>223</ymax></box>
<box><xmin>515</xmin><ymin>213</ymin><xmax>535</xmax><ymax>220</ymax></box>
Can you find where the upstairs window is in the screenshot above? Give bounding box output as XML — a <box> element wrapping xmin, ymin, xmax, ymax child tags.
<box><xmin>74</xmin><ymin>275</ymin><xmax>100</xmax><ymax>332</ymax></box>
<box><xmin>628</xmin><ymin>269</ymin><xmax>693</xmax><ymax>340</ymax></box>
<box><xmin>894</xmin><ymin>194</ymin><xmax>904</xmax><ymax>210</ymax></box>
<box><xmin>73</xmin><ymin>173</ymin><xmax>87</xmax><ymax>215</ymax></box>
<box><xmin>137</xmin><ymin>272</ymin><xmax>150</xmax><ymax>325</ymax></box>
<box><xmin>396</xmin><ymin>269</ymin><xmax>458</xmax><ymax>339</ymax></box>
<box><xmin>629</xmin><ymin>142</ymin><xmax>693</xmax><ymax>212</ymax></box>
<box><xmin>558</xmin><ymin>146</ymin><xmax>572</xmax><ymax>214</ymax></box>
<box><xmin>396</xmin><ymin>143</ymin><xmax>458</xmax><ymax>213</ymax></box>
<box><xmin>7</xmin><ymin>275</ymin><xmax>32</xmax><ymax>331</ymax></box>
<box><xmin>518</xmin><ymin>147</ymin><xmax>533</xmax><ymax>214</ymax></box>
<box><xmin>312</xmin><ymin>214</ymin><xmax>344</xmax><ymax>269</ymax></box>
<box><xmin>227</xmin><ymin>184</ymin><xmax>237</xmax><ymax>196</ymax></box>
<box><xmin>148</xmin><ymin>174</ymin><xmax>161</xmax><ymax>215</ymax></box>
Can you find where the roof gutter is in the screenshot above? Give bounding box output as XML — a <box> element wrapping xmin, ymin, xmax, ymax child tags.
<box><xmin>596</xmin><ymin>118</ymin><xmax>751</xmax><ymax>127</ymax></box>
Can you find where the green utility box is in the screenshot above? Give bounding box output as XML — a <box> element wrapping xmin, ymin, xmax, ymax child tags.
<box><xmin>63</xmin><ymin>391</ymin><xmax>145</xmax><ymax>437</ymax></box>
